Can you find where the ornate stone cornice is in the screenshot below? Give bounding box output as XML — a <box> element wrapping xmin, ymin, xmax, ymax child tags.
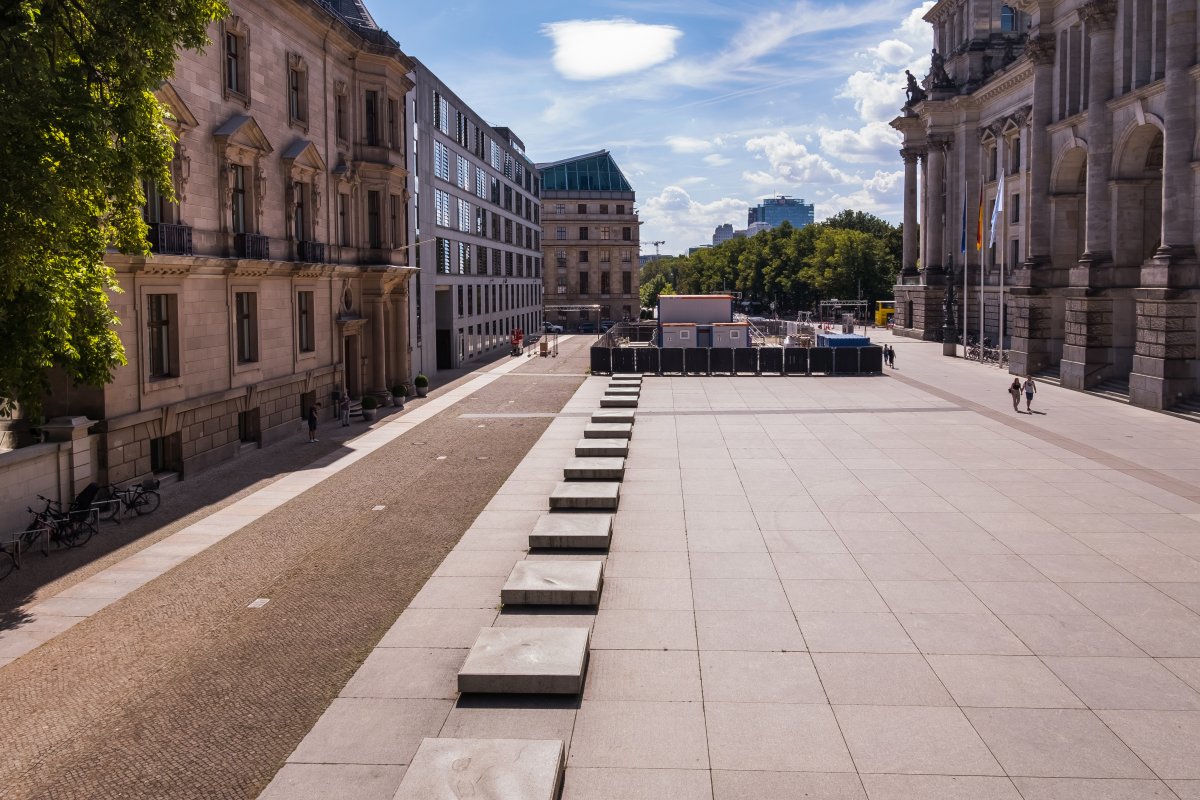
<box><xmin>900</xmin><ymin>147</ymin><xmax>926</xmax><ymax>163</ymax></box>
<box><xmin>1024</xmin><ymin>34</ymin><xmax>1056</xmax><ymax>66</ymax></box>
<box><xmin>927</xmin><ymin>134</ymin><xmax>954</xmax><ymax>151</ymax></box>
<box><xmin>1079</xmin><ymin>0</ymin><xmax>1117</xmax><ymax>31</ymax></box>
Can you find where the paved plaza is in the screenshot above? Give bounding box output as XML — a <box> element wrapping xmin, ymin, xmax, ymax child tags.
<box><xmin>4</xmin><ymin>333</ymin><xmax>1200</xmax><ymax>799</ymax></box>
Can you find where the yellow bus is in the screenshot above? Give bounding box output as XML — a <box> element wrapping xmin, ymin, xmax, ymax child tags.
<box><xmin>875</xmin><ymin>301</ymin><xmax>895</xmax><ymax>327</ymax></box>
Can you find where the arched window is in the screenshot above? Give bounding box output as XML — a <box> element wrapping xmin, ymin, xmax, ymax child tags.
<box><xmin>1000</xmin><ymin>5</ymin><xmax>1018</xmax><ymax>32</ymax></box>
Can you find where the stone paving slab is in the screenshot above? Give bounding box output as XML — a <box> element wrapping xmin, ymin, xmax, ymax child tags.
<box><xmin>575</xmin><ymin>439</ymin><xmax>628</xmax><ymax>458</ymax></box>
<box><xmin>394</xmin><ymin>738</ymin><xmax>563</xmax><ymax>800</ymax></box>
<box><xmin>502</xmin><ymin>560</ymin><xmax>604</xmax><ymax>606</ymax></box>
<box><xmin>550</xmin><ymin>482</ymin><xmax>620</xmax><ymax>510</ymax></box>
<box><xmin>529</xmin><ymin>513</ymin><xmax>613</xmax><ymax>549</ymax></box>
<box><xmin>564</xmin><ymin>457</ymin><xmax>626</xmax><ymax>480</ymax></box>
<box><xmin>458</xmin><ymin>627</ymin><xmax>590</xmax><ymax>694</ymax></box>
<box><xmin>584</xmin><ymin>422</ymin><xmax>634</xmax><ymax>439</ymax></box>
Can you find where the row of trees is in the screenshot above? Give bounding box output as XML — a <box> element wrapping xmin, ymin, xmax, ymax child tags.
<box><xmin>640</xmin><ymin>211</ymin><xmax>903</xmax><ymax>317</ymax></box>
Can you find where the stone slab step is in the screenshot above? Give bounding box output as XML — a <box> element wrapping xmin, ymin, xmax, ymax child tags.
<box><xmin>609</xmin><ymin>379</ymin><xmax>642</xmax><ymax>387</ymax></box>
<box><xmin>600</xmin><ymin>396</ymin><xmax>638</xmax><ymax>408</ymax></box>
<box><xmin>395</xmin><ymin>738</ymin><xmax>564</xmax><ymax>800</ymax></box>
<box><xmin>458</xmin><ymin>627</ymin><xmax>590</xmax><ymax>694</ymax></box>
<box><xmin>612</xmin><ymin>373</ymin><xmax>642</xmax><ymax>381</ymax></box>
<box><xmin>529</xmin><ymin>512</ymin><xmax>613</xmax><ymax>549</ymax></box>
<box><xmin>592</xmin><ymin>409</ymin><xmax>636</xmax><ymax>424</ymax></box>
<box><xmin>584</xmin><ymin>422</ymin><xmax>633</xmax><ymax>439</ymax></box>
<box><xmin>565</xmin><ymin>457</ymin><xmax>626</xmax><ymax>480</ymax></box>
<box><xmin>501</xmin><ymin>560</ymin><xmax>604</xmax><ymax>606</ymax></box>
<box><xmin>604</xmin><ymin>386</ymin><xmax>641</xmax><ymax>396</ymax></box>
<box><xmin>575</xmin><ymin>437</ymin><xmax>629</xmax><ymax>457</ymax></box>
<box><xmin>549</xmin><ymin>481</ymin><xmax>620</xmax><ymax>510</ymax></box>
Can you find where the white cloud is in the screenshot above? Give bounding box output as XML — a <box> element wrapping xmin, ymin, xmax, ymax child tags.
<box><xmin>744</xmin><ymin>132</ymin><xmax>852</xmax><ymax>187</ymax></box>
<box><xmin>541</xmin><ymin>19</ymin><xmax>683</xmax><ymax>80</ymax></box>
<box><xmin>818</xmin><ymin>121</ymin><xmax>901</xmax><ymax>163</ymax></box>
<box><xmin>839</xmin><ymin>2</ymin><xmax>935</xmax><ymax>123</ymax></box>
<box><xmin>640</xmin><ymin>186</ymin><xmax>749</xmax><ymax>252</ymax></box>
<box><xmin>703</xmin><ymin>153</ymin><xmax>732</xmax><ymax>167</ymax></box>
<box><xmin>666</xmin><ymin>136</ymin><xmax>715</xmax><ymax>154</ymax></box>
<box><xmin>871</xmin><ymin>39</ymin><xmax>914</xmax><ymax>66</ymax></box>
<box><xmin>839</xmin><ymin>70</ymin><xmax>906</xmax><ymax>123</ymax></box>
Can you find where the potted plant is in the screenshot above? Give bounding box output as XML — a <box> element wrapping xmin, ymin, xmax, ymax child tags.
<box><xmin>391</xmin><ymin>384</ymin><xmax>409</xmax><ymax>408</ymax></box>
<box><xmin>414</xmin><ymin>374</ymin><xmax>429</xmax><ymax>398</ymax></box>
<box><xmin>360</xmin><ymin>394</ymin><xmax>378</xmax><ymax>421</ymax></box>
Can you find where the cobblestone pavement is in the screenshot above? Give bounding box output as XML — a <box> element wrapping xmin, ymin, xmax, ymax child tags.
<box><xmin>0</xmin><ymin>338</ymin><xmax>592</xmax><ymax>800</ymax></box>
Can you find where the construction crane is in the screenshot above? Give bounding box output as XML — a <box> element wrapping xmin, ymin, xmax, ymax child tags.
<box><xmin>647</xmin><ymin>240</ymin><xmax>665</xmax><ymax>259</ymax></box>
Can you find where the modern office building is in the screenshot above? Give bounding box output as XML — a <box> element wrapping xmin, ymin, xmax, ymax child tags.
<box><xmin>538</xmin><ymin>151</ymin><xmax>640</xmax><ymax>324</ymax></box>
<box><xmin>892</xmin><ymin>0</ymin><xmax>1199</xmax><ymax>412</ymax></box>
<box><xmin>713</xmin><ymin>224</ymin><xmax>736</xmax><ymax>246</ymax></box>
<box><xmin>407</xmin><ymin>62</ymin><xmax>543</xmax><ymax>374</ymax></box>
<box><xmin>6</xmin><ymin>0</ymin><xmax>417</xmax><ymax>503</ymax></box>
<box><xmin>747</xmin><ymin>196</ymin><xmax>815</xmax><ymax>230</ymax></box>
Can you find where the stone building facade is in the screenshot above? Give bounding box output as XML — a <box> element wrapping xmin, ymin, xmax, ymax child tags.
<box><xmin>893</xmin><ymin>0</ymin><xmax>1199</xmax><ymax>412</ymax></box>
<box><xmin>538</xmin><ymin>152</ymin><xmax>640</xmax><ymax>326</ymax></box>
<box><xmin>407</xmin><ymin>61</ymin><xmax>544</xmax><ymax>375</ymax></box>
<box><xmin>42</xmin><ymin>0</ymin><xmax>417</xmax><ymax>483</ymax></box>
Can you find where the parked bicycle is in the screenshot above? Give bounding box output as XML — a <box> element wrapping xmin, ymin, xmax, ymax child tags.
<box><xmin>0</xmin><ymin>540</ymin><xmax>16</xmax><ymax>581</ymax></box>
<box><xmin>23</xmin><ymin>493</ymin><xmax>97</xmax><ymax>550</ymax></box>
<box><xmin>96</xmin><ymin>478</ymin><xmax>161</xmax><ymax>522</ymax></box>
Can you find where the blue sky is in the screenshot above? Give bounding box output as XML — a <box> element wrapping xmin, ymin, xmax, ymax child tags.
<box><xmin>374</xmin><ymin>0</ymin><xmax>935</xmax><ymax>255</ymax></box>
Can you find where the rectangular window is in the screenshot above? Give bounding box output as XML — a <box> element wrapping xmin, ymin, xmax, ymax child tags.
<box><xmin>288</xmin><ymin>66</ymin><xmax>306</xmax><ymax>123</ymax></box>
<box><xmin>476</xmin><ymin>245</ymin><xmax>487</xmax><ymax>277</ymax></box>
<box><xmin>230</xmin><ymin>164</ymin><xmax>247</xmax><ymax>234</ymax></box>
<box><xmin>577</xmin><ymin>204</ymin><xmax>587</xmax><ymax>214</ymax></box>
<box><xmin>1012</xmin><ymin>194</ymin><xmax>1021</xmax><ymax>223</ymax></box>
<box><xmin>601</xmin><ymin>273</ymin><xmax>611</xmax><ymax>294</ymax></box>
<box><xmin>338</xmin><ymin>193</ymin><xmax>350</xmax><ymax>246</ymax></box>
<box><xmin>600</xmin><ymin>226</ymin><xmax>610</xmax><ymax>240</ymax></box>
<box><xmin>435</xmin><ymin>189</ymin><xmax>450</xmax><ymax>227</ymax></box>
<box><xmin>1011</xmin><ymin>238</ymin><xmax>1021</xmax><ymax>270</ymax></box>
<box><xmin>459</xmin><ymin>241</ymin><xmax>471</xmax><ymax>274</ymax></box>
<box><xmin>456</xmin><ymin>155</ymin><xmax>469</xmax><ymax>190</ymax></box>
<box><xmin>457</xmin><ymin>285</ymin><xmax>464</xmax><ymax>316</ymax></box>
<box><xmin>364</xmin><ymin>90</ymin><xmax>380</xmax><ymax>146</ymax></box>
<box><xmin>336</xmin><ymin>94</ymin><xmax>348</xmax><ymax>141</ymax></box>
<box><xmin>434</xmin><ymin>141</ymin><xmax>450</xmax><ymax>181</ymax></box>
<box><xmin>458</xmin><ymin>198</ymin><xmax>471</xmax><ymax>232</ymax></box>
<box><xmin>505</xmin><ymin>251</ymin><xmax>514</xmax><ymax>276</ymax></box>
<box><xmin>579</xmin><ymin>250</ymin><xmax>589</xmax><ymax>263</ymax></box>
<box><xmin>504</xmin><ymin>218</ymin><xmax>513</xmax><ymax>244</ymax></box>
<box><xmin>620</xmin><ymin>249</ymin><xmax>631</xmax><ymax>262</ymax></box>
<box><xmin>147</xmin><ymin>294</ymin><xmax>176</xmax><ymax>378</ymax></box>
<box><xmin>475</xmin><ymin>165</ymin><xmax>487</xmax><ymax>199</ymax></box>
<box><xmin>616</xmin><ymin>204</ymin><xmax>625</xmax><ymax>215</ymax></box>
<box><xmin>435</xmin><ymin>93</ymin><xmax>450</xmax><ymax>135</ymax></box>
<box><xmin>367</xmin><ymin>191</ymin><xmax>381</xmax><ymax>248</ymax></box>
<box><xmin>224</xmin><ymin>32</ymin><xmax>243</xmax><ymax>95</ymax></box>
<box><xmin>297</xmin><ymin>290</ymin><xmax>315</xmax><ymax>352</ymax></box>
<box><xmin>490</xmin><ymin>140</ymin><xmax>501</xmax><ymax>170</ymax></box>
<box><xmin>622</xmin><ymin>227</ymin><xmax>632</xmax><ymax>241</ymax></box>
<box><xmin>579</xmin><ymin>272</ymin><xmax>590</xmax><ymax>295</ymax></box>
<box><xmin>556</xmin><ymin>227</ymin><xmax>566</xmax><ymax>240</ymax></box>
<box><xmin>600</xmin><ymin>249</ymin><xmax>610</xmax><ymax>263</ymax></box>
<box><xmin>622</xmin><ymin>272</ymin><xmax>632</xmax><ymax>294</ymax></box>
<box><xmin>579</xmin><ymin>227</ymin><xmax>589</xmax><ymax>240</ymax></box>
<box><xmin>388</xmin><ymin>98</ymin><xmax>398</xmax><ymax>148</ymax></box>
<box><xmin>235</xmin><ymin>291</ymin><xmax>258</xmax><ymax>363</ymax></box>
<box><xmin>436</xmin><ymin>237</ymin><xmax>452</xmax><ymax>273</ymax></box>
<box><xmin>390</xmin><ymin>194</ymin><xmax>400</xmax><ymax>247</ymax></box>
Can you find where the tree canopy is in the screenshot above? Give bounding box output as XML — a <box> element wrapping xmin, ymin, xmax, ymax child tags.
<box><xmin>0</xmin><ymin>0</ymin><xmax>227</xmax><ymax>415</ymax></box>
<box><xmin>639</xmin><ymin>212</ymin><xmax>903</xmax><ymax>317</ymax></box>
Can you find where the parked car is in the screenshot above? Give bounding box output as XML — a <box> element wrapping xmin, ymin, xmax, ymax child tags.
<box><xmin>579</xmin><ymin>322</ymin><xmax>597</xmax><ymax>334</ymax></box>
<box><xmin>599</xmin><ymin>319</ymin><xmax>615</xmax><ymax>332</ymax></box>
<box><xmin>543</xmin><ymin>322</ymin><xmax>564</xmax><ymax>333</ymax></box>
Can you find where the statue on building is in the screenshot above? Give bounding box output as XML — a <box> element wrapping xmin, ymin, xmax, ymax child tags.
<box><xmin>929</xmin><ymin>48</ymin><xmax>954</xmax><ymax>89</ymax></box>
<box><xmin>904</xmin><ymin>70</ymin><xmax>927</xmax><ymax>106</ymax></box>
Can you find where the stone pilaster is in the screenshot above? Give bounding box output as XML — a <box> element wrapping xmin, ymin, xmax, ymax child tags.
<box><xmin>1023</xmin><ymin>34</ymin><xmax>1056</xmax><ymax>280</ymax></box>
<box><xmin>1074</xmin><ymin>0</ymin><xmax>1117</xmax><ymax>283</ymax></box>
<box><xmin>923</xmin><ymin>137</ymin><xmax>950</xmax><ymax>277</ymax></box>
<box><xmin>1130</xmin><ymin>297</ymin><xmax>1199</xmax><ymax>409</ymax></box>
<box><xmin>369</xmin><ymin>295</ymin><xmax>388</xmax><ymax>393</ymax></box>
<box><xmin>901</xmin><ymin>148</ymin><xmax>922</xmax><ymax>276</ymax></box>
<box><xmin>1007</xmin><ymin>293</ymin><xmax>1054</xmax><ymax>376</ymax></box>
<box><xmin>1060</xmin><ymin>296</ymin><xmax>1113</xmax><ymax>390</ymax></box>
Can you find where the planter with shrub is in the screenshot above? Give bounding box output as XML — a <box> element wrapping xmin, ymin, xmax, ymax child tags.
<box><xmin>360</xmin><ymin>395</ymin><xmax>379</xmax><ymax>421</ymax></box>
<box><xmin>391</xmin><ymin>384</ymin><xmax>409</xmax><ymax>408</ymax></box>
<box><xmin>414</xmin><ymin>374</ymin><xmax>429</xmax><ymax>398</ymax></box>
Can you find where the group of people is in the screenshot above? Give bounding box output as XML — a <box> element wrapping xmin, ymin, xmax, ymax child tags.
<box><xmin>882</xmin><ymin>344</ymin><xmax>897</xmax><ymax>369</ymax></box>
<box><xmin>1009</xmin><ymin>376</ymin><xmax>1038</xmax><ymax>413</ymax></box>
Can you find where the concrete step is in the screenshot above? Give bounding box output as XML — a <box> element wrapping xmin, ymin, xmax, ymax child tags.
<box><xmin>549</xmin><ymin>481</ymin><xmax>620</xmax><ymax>510</ymax></box>
<box><xmin>609</xmin><ymin>379</ymin><xmax>642</xmax><ymax>387</ymax></box>
<box><xmin>605</xmin><ymin>386</ymin><xmax>641</xmax><ymax>396</ymax></box>
<box><xmin>600</xmin><ymin>396</ymin><xmax>638</xmax><ymax>408</ymax></box>
<box><xmin>584</xmin><ymin>422</ymin><xmax>634</xmax><ymax>439</ymax></box>
<box><xmin>612</xmin><ymin>373</ymin><xmax>642</xmax><ymax>381</ymax></box>
<box><xmin>501</xmin><ymin>560</ymin><xmax>604</xmax><ymax>606</ymax></box>
<box><xmin>529</xmin><ymin>512</ymin><xmax>613</xmax><ymax>549</ymax></box>
<box><xmin>592</xmin><ymin>409</ymin><xmax>635</xmax><ymax>424</ymax></box>
<box><xmin>575</xmin><ymin>438</ymin><xmax>628</xmax><ymax>457</ymax></box>
<box><xmin>565</xmin><ymin>457</ymin><xmax>626</xmax><ymax>480</ymax></box>
<box><xmin>458</xmin><ymin>627</ymin><xmax>590</xmax><ymax>694</ymax></box>
<box><xmin>395</xmin><ymin>738</ymin><xmax>564</xmax><ymax>800</ymax></box>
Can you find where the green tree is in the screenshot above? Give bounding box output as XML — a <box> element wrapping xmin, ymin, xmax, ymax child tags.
<box><xmin>639</xmin><ymin>273</ymin><xmax>674</xmax><ymax>309</ymax></box>
<box><xmin>0</xmin><ymin>0</ymin><xmax>227</xmax><ymax>414</ymax></box>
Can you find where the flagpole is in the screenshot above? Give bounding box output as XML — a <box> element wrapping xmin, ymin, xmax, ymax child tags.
<box><xmin>999</xmin><ymin>183</ymin><xmax>1006</xmax><ymax>370</ymax></box>
<box><xmin>980</xmin><ymin>176</ymin><xmax>985</xmax><ymax>361</ymax></box>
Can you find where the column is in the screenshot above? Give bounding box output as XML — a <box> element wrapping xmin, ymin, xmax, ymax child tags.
<box><xmin>1156</xmin><ymin>0</ymin><xmax>1197</xmax><ymax>262</ymax></box>
<box><xmin>901</xmin><ymin>148</ymin><xmax>921</xmax><ymax>275</ymax></box>
<box><xmin>397</xmin><ymin>284</ymin><xmax>412</xmax><ymax>385</ymax></box>
<box><xmin>370</xmin><ymin>296</ymin><xmax>387</xmax><ymax>392</ymax></box>
<box><xmin>1024</xmin><ymin>34</ymin><xmax>1056</xmax><ymax>271</ymax></box>
<box><xmin>924</xmin><ymin>137</ymin><xmax>948</xmax><ymax>275</ymax></box>
<box><xmin>1079</xmin><ymin>0</ymin><xmax>1117</xmax><ymax>267</ymax></box>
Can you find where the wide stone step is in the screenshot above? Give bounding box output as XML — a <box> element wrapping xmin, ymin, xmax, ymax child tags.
<box><xmin>609</xmin><ymin>378</ymin><xmax>642</xmax><ymax>387</ymax></box>
<box><xmin>458</xmin><ymin>627</ymin><xmax>590</xmax><ymax>694</ymax></box>
<box><xmin>584</xmin><ymin>422</ymin><xmax>633</xmax><ymax>439</ymax></box>
<box><xmin>529</xmin><ymin>512</ymin><xmax>613</xmax><ymax>549</ymax></box>
<box><xmin>600</xmin><ymin>396</ymin><xmax>638</xmax><ymax>408</ymax></box>
<box><xmin>501</xmin><ymin>560</ymin><xmax>604</xmax><ymax>606</ymax></box>
<box><xmin>395</xmin><ymin>738</ymin><xmax>564</xmax><ymax>800</ymax></box>
<box><xmin>575</xmin><ymin>438</ymin><xmax>628</xmax><ymax>457</ymax></box>
<box><xmin>604</xmin><ymin>386</ymin><xmax>641</xmax><ymax>396</ymax></box>
<box><xmin>565</xmin><ymin>456</ymin><xmax>625</xmax><ymax>480</ymax></box>
<box><xmin>612</xmin><ymin>373</ymin><xmax>642</xmax><ymax>381</ymax></box>
<box><xmin>550</xmin><ymin>481</ymin><xmax>620</xmax><ymax>510</ymax></box>
<box><xmin>592</xmin><ymin>409</ymin><xmax>635</xmax><ymax>424</ymax></box>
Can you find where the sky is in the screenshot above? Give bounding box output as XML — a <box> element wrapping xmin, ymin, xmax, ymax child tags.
<box><xmin>373</xmin><ymin>0</ymin><xmax>936</xmax><ymax>256</ymax></box>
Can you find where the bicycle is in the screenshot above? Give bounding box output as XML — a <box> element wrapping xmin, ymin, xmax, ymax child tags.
<box><xmin>23</xmin><ymin>496</ymin><xmax>96</xmax><ymax>550</ymax></box>
<box><xmin>0</xmin><ymin>540</ymin><xmax>15</xmax><ymax>581</ymax></box>
<box><xmin>96</xmin><ymin>478</ymin><xmax>161</xmax><ymax>522</ymax></box>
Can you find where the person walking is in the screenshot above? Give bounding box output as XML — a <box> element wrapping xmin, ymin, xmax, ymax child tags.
<box><xmin>307</xmin><ymin>403</ymin><xmax>321</xmax><ymax>443</ymax></box>
<box><xmin>1009</xmin><ymin>378</ymin><xmax>1022</xmax><ymax>412</ymax></box>
<box><xmin>889</xmin><ymin>345</ymin><xmax>897</xmax><ymax>369</ymax></box>
<box><xmin>1023</xmin><ymin>375</ymin><xmax>1037</xmax><ymax>412</ymax></box>
<box><xmin>339</xmin><ymin>393</ymin><xmax>351</xmax><ymax>427</ymax></box>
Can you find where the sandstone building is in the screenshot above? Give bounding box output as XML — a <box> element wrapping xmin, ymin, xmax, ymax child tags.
<box><xmin>538</xmin><ymin>152</ymin><xmax>640</xmax><ymax>326</ymax></box>
<box><xmin>893</xmin><ymin>0</ymin><xmax>1199</xmax><ymax>412</ymax></box>
<box><xmin>39</xmin><ymin>0</ymin><xmax>416</xmax><ymax>484</ymax></box>
<box><xmin>406</xmin><ymin>61</ymin><xmax>543</xmax><ymax>374</ymax></box>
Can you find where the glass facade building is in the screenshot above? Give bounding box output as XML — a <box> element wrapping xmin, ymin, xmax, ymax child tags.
<box><xmin>747</xmin><ymin>196</ymin><xmax>815</xmax><ymax>230</ymax></box>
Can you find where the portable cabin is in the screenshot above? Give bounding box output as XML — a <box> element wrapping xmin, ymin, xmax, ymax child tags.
<box><xmin>712</xmin><ymin>322</ymin><xmax>750</xmax><ymax>348</ymax></box>
<box><xmin>660</xmin><ymin>323</ymin><xmax>697</xmax><ymax>348</ymax></box>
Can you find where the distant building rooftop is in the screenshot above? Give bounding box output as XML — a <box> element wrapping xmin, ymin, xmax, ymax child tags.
<box><xmin>537</xmin><ymin>150</ymin><xmax>633</xmax><ymax>193</ymax></box>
